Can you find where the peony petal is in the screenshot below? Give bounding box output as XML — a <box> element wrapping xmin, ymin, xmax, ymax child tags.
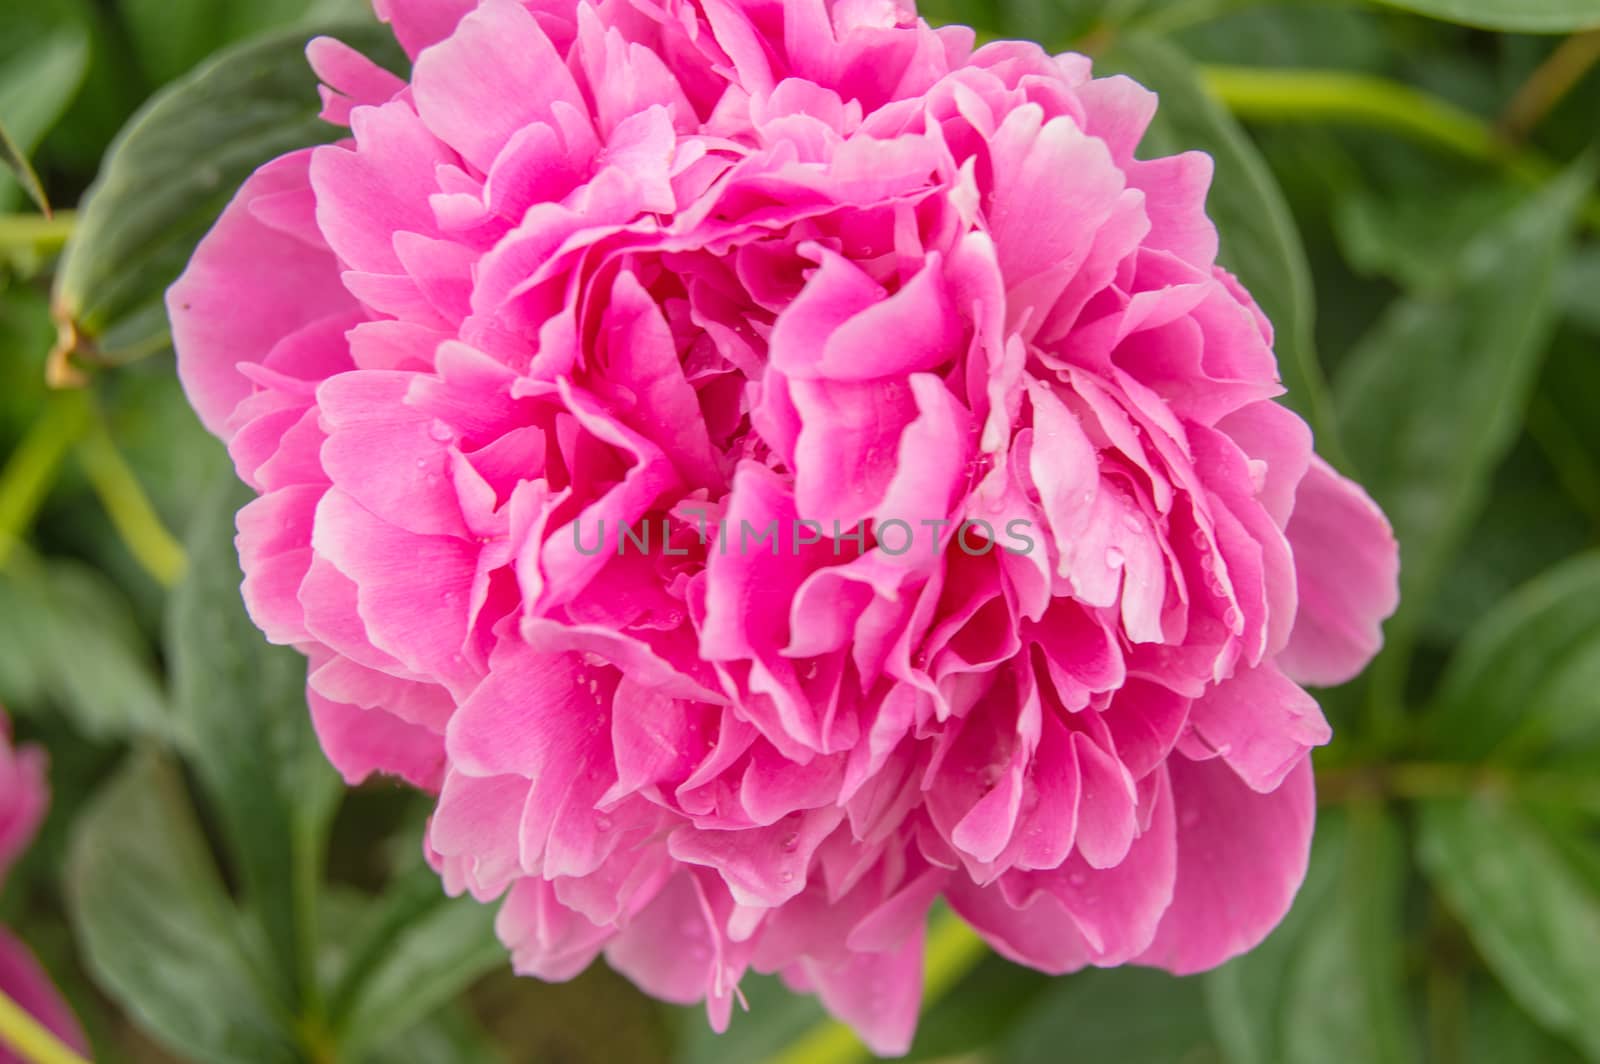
<box><xmin>1280</xmin><ymin>456</ymin><xmax>1400</xmax><ymax>686</ymax></box>
<box><xmin>170</xmin><ymin>151</ymin><xmax>353</xmax><ymax>437</ymax></box>
<box><xmin>0</xmin><ymin>930</ymin><xmax>88</xmax><ymax>1059</ymax></box>
<box><xmin>1137</xmin><ymin>753</ymin><xmax>1316</xmax><ymax>974</ymax></box>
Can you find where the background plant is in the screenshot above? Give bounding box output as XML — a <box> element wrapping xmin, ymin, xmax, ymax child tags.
<box><xmin>3</xmin><ymin>0</ymin><xmax>1600</xmax><ymax>1060</ymax></box>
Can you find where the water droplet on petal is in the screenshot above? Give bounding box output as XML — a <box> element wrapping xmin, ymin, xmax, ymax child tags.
<box><xmin>1105</xmin><ymin>547</ymin><xmax>1125</xmax><ymax>569</ymax></box>
<box><xmin>1067</xmin><ymin>871</ymin><xmax>1086</xmax><ymax>887</ymax></box>
<box><xmin>428</xmin><ymin>419</ymin><xmax>455</xmax><ymax>443</ymax></box>
<box><xmin>778</xmin><ymin>870</ymin><xmax>795</xmax><ymax>884</ymax></box>
<box><xmin>594</xmin><ymin>815</ymin><xmax>612</xmax><ymax>832</ymax></box>
<box><xmin>781</xmin><ymin>832</ymin><xmax>800</xmax><ymax>853</ymax></box>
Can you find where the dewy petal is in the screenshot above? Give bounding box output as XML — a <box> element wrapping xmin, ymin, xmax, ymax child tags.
<box><xmin>171</xmin><ymin>1</ymin><xmax>1402</xmax><ymax>1050</ymax></box>
<box><xmin>1137</xmin><ymin>754</ymin><xmax>1316</xmax><ymax>974</ymax></box>
<box><xmin>799</xmin><ymin>925</ymin><xmax>926</xmax><ymax>1058</ymax></box>
<box><xmin>1186</xmin><ymin>661</ymin><xmax>1331</xmax><ymax>793</ymax></box>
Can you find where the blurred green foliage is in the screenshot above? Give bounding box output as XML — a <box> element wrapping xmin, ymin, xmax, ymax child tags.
<box><xmin>4</xmin><ymin>0</ymin><xmax>1600</xmax><ymax>1061</ymax></box>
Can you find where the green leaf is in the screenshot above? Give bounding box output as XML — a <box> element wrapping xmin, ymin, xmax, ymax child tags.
<box><xmin>328</xmin><ymin>861</ymin><xmax>507</xmax><ymax>1058</ymax></box>
<box><xmin>1370</xmin><ymin>0</ymin><xmax>1600</xmax><ymax>33</ymax></box>
<box><xmin>117</xmin><ymin>0</ymin><xmax>232</xmax><ymax>87</ymax></box>
<box><xmin>50</xmin><ymin>20</ymin><xmax>402</xmax><ymax>368</ymax></box>
<box><xmin>903</xmin><ymin>953</ymin><xmax>1048</xmax><ymax>1061</ymax></box>
<box><xmin>1333</xmin><ymin>178</ymin><xmax>1525</xmax><ymax>292</ymax></box>
<box><xmin>1417</xmin><ymin>437</ymin><xmax>1593</xmax><ymax>648</ymax></box>
<box><xmin>1207</xmin><ymin>806</ymin><xmax>1417</xmax><ymax>1064</ymax></box>
<box><xmin>1423</xmin><ymin>552</ymin><xmax>1600</xmax><ymax>762</ymax></box>
<box><xmin>1278</xmin><ymin>806</ymin><xmax>1415</xmax><ymax>1064</ymax></box>
<box><xmin>1418</xmin><ymin>798</ymin><xmax>1600</xmax><ymax>1062</ymax></box>
<box><xmin>1461</xmin><ymin>979</ymin><xmax>1586</xmax><ymax>1064</ymax></box>
<box><xmin>0</xmin><ymin>2</ymin><xmax>90</xmax><ymax>209</ymax></box>
<box><xmin>1003</xmin><ymin>966</ymin><xmax>1219</xmax><ymax>1064</ymax></box>
<box><xmin>66</xmin><ymin>750</ymin><xmax>299</xmax><ymax>1063</ymax></box>
<box><xmin>0</xmin><ymin>118</ymin><xmax>51</xmax><ymax>215</ymax></box>
<box><xmin>1335</xmin><ymin>164</ymin><xmax>1591</xmax><ymax>637</ymax></box>
<box><xmin>0</xmin><ymin>554</ymin><xmax>169</xmax><ymax>741</ymax></box>
<box><xmin>360</xmin><ymin>1003</ymin><xmax>504</xmax><ymax>1064</ymax></box>
<box><xmin>1102</xmin><ymin>32</ymin><xmax>1340</xmax><ymax>460</ymax></box>
<box><xmin>116</xmin><ymin>0</ymin><xmax>371</xmax><ymax>86</ymax></box>
<box><xmin>0</xmin><ymin>285</ymin><xmax>52</xmax><ymax>442</ymax></box>
<box><xmin>167</xmin><ymin>472</ymin><xmax>341</xmax><ymax>1012</ymax></box>
<box><xmin>1168</xmin><ymin>3</ymin><xmax>1391</xmax><ymax>71</ymax></box>
<box><xmin>1561</xmin><ymin>249</ymin><xmax>1600</xmax><ymax>337</ymax></box>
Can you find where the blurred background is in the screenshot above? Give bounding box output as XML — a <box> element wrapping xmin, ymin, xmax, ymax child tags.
<box><xmin>3</xmin><ymin>0</ymin><xmax>1599</xmax><ymax>1061</ymax></box>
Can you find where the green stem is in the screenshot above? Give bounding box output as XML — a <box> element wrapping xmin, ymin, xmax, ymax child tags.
<box><xmin>0</xmin><ymin>985</ymin><xmax>90</xmax><ymax>1064</ymax></box>
<box><xmin>763</xmin><ymin>910</ymin><xmax>988</xmax><ymax>1064</ymax></box>
<box><xmin>75</xmin><ymin>420</ymin><xmax>187</xmax><ymax>588</ymax></box>
<box><xmin>292</xmin><ymin>817</ymin><xmax>327</xmax><ymax>1033</ymax></box>
<box><xmin>0</xmin><ymin>212</ymin><xmax>76</xmax><ymax>255</ymax></box>
<box><xmin>1499</xmin><ymin>30</ymin><xmax>1600</xmax><ymax>141</ymax></box>
<box><xmin>0</xmin><ymin>392</ymin><xmax>92</xmax><ymax>568</ymax></box>
<box><xmin>1201</xmin><ymin>66</ymin><xmax>1600</xmax><ymax>232</ymax></box>
<box><xmin>1202</xmin><ymin>67</ymin><xmax>1535</xmax><ymax>171</ymax></box>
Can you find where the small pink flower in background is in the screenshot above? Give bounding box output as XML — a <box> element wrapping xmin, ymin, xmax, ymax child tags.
<box><xmin>170</xmin><ymin>0</ymin><xmax>1398</xmax><ymax>1054</ymax></box>
<box><xmin>0</xmin><ymin>714</ymin><xmax>88</xmax><ymax>1062</ymax></box>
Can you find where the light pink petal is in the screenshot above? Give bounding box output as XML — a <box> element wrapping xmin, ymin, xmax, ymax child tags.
<box><xmin>1281</xmin><ymin>456</ymin><xmax>1400</xmax><ymax>686</ymax></box>
<box><xmin>372</xmin><ymin>0</ymin><xmax>477</xmax><ymax>57</ymax></box>
<box><xmin>430</xmin><ymin>770</ymin><xmax>528</xmax><ymax>900</ymax></box>
<box><xmin>310</xmin><ymin>102</ymin><xmax>452</xmax><ymax>276</ymax></box>
<box><xmin>668</xmin><ymin>807</ymin><xmax>844</xmax><ymax>907</ymax></box>
<box><xmin>1187</xmin><ymin>662</ymin><xmax>1330</xmax><ymax>793</ymax></box>
<box><xmin>948</xmin><ymin>877</ymin><xmax>1093</xmax><ymax>974</ymax></box>
<box><xmin>307</xmin><ymin>690</ymin><xmax>445</xmax><ymax>791</ymax></box>
<box><xmin>801</xmin><ymin>926</ymin><xmax>925</xmax><ymax>1058</ymax></box>
<box><xmin>310</xmin><ymin>489</ymin><xmax>480</xmax><ymax>694</ymax></box>
<box><xmin>0</xmin><ymin>735</ymin><xmax>47</xmax><ymax>881</ymax></box>
<box><xmin>412</xmin><ymin>0</ymin><xmax>590</xmax><ymax>172</ymax></box>
<box><xmin>170</xmin><ymin>151</ymin><xmax>353</xmax><ymax>437</ymax></box>
<box><xmin>0</xmin><ymin>930</ymin><xmax>88</xmax><ymax>1059</ymax></box>
<box><xmin>496</xmin><ymin>877</ymin><xmax>612</xmax><ymax>981</ymax></box>
<box><xmin>1137</xmin><ymin>754</ymin><xmax>1315</xmax><ymax>974</ymax></box>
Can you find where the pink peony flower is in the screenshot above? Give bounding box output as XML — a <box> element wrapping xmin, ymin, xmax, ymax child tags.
<box><xmin>0</xmin><ymin>714</ymin><xmax>88</xmax><ymax>1062</ymax></box>
<box><xmin>170</xmin><ymin>0</ymin><xmax>1398</xmax><ymax>1053</ymax></box>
